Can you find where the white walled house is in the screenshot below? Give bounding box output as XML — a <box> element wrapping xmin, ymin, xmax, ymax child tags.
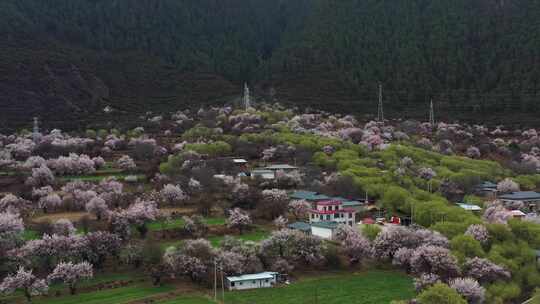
<box><xmin>309</xmin><ymin>200</ymin><xmax>356</xmax><ymax>227</ymax></box>
<box><xmin>225</xmin><ymin>272</ymin><xmax>278</xmax><ymax>291</ymax></box>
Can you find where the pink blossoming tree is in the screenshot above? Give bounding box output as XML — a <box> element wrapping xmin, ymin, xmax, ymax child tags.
<box><xmin>227</xmin><ymin>208</ymin><xmax>252</xmax><ymax>234</ymax></box>
<box><xmin>47</xmin><ymin>261</ymin><xmax>93</xmax><ymax>295</ymax></box>
<box><xmin>0</xmin><ymin>267</ymin><xmax>48</xmax><ymax>302</ymax></box>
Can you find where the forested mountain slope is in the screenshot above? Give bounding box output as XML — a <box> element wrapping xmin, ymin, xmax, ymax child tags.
<box><xmin>1</xmin><ymin>0</ymin><xmax>540</xmax><ymax>131</ymax></box>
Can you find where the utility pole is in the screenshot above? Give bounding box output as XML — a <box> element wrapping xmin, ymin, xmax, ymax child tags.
<box><xmin>220</xmin><ymin>262</ymin><xmax>225</xmax><ymax>304</ymax></box>
<box><xmin>410</xmin><ymin>203</ymin><xmax>414</xmax><ymax>225</ymax></box>
<box><xmin>365</xmin><ymin>191</ymin><xmax>368</xmax><ymax>204</ymax></box>
<box><xmin>214</xmin><ymin>260</ymin><xmax>217</xmax><ymax>301</ymax></box>
<box><xmin>429</xmin><ymin>99</ymin><xmax>435</xmax><ymax>126</ymax></box>
<box><xmin>377</xmin><ymin>83</ymin><xmax>384</xmax><ymax>123</ymax></box>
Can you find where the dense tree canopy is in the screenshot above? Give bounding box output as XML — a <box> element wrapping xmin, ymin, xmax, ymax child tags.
<box><xmin>2</xmin><ymin>0</ymin><xmax>540</xmax><ymax>130</ymax></box>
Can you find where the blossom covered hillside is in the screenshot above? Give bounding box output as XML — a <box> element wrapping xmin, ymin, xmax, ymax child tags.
<box><xmin>0</xmin><ymin>103</ymin><xmax>539</xmax><ymax>303</ymax></box>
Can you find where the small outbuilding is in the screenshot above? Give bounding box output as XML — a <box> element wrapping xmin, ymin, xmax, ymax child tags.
<box><xmin>509</xmin><ymin>209</ymin><xmax>526</xmax><ymax>218</ymax></box>
<box><xmin>251</xmin><ymin>169</ymin><xmax>275</xmax><ymax>180</ymax></box>
<box><xmin>225</xmin><ymin>272</ymin><xmax>279</xmax><ymax>291</ymax></box>
<box><xmin>311</xmin><ymin>221</ymin><xmax>339</xmax><ymax>240</ymax></box>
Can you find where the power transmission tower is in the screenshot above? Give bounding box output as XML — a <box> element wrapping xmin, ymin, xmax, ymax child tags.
<box><xmin>429</xmin><ymin>99</ymin><xmax>435</xmax><ymax>126</ymax></box>
<box><xmin>377</xmin><ymin>84</ymin><xmax>384</xmax><ymax>123</ymax></box>
<box><xmin>243</xmin><ymin>83</ymin><xmax>251</xmax><ymax>111</ymax></box>
<box><xmin>32</xmin><ymin>117</ymin><xmax>40</xmax><ymax>143</ymax></box>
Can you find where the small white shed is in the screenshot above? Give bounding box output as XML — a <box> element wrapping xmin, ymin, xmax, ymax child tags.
<box><xmin>226</xmin><ymin>272</ymin><xmax>278</xmax><ymax>291</ymax></box>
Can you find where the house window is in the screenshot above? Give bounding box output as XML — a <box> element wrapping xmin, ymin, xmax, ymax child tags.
<box><xmin>265</xmin><ymin>279</ymin><xmax>269</xmax><ymax>283</ymax></box>
<box><xmin>239</xmin><ymin>282</ymin><xmax>243</xmax><ymax>285</ymax></box>
<box><xmin>231</xmin><ymin>282</ymin><xmax>235</xmax><ymax>287</ymax></box>
<box><xmin>253</xmin><ymin>280</ymin><xmax>256</xmax><ymax>284</ymax></box>
<box><xmin>348</xmin><ymin>213</ymin><xmax>352</xmax><ymax>218</ymax></box>
<box><xmin>326</xmin><ymin>215</ymin><xmax>330</xmax><ymax>220</ymax></box>
<box><xmin>319</xmin><ymin>215</ymin><xmax>323</xmax><ymax>220</ymax></box>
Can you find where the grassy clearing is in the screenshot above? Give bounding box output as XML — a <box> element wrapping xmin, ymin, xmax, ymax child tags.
<box><xmin>208</xmin><ymin>227</ymin><xmax>269</xmax><ymax>247</ymax></box>
<box><xmin>223</xmin><ymin>270</ymin><xmax>414</xmax><ymax>304</ymax></box>
<box><xmin>22</xmin><ymin>229</ymin><xmax>40</xmax><ymax>240</ymax></box>
<box><xmin>148</xmin><ymin>217</ymin><xmax>226</xmax><ymax>232</ymax></box>
<box><xmin>58</xmin><ymin>173</ymin><xmax>146</xmax><ymax>182</ymax></box>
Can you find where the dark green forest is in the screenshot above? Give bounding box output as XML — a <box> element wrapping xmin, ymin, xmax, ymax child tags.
<box><xmin>1</xmin><ymin>0</ymin><xmax>540</xmax><ymax>130</ymax></box>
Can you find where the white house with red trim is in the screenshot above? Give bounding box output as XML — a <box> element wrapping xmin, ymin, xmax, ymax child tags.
<box><xmin>308</xmin><ymin>200</ymin><xmax>356</xmax><ymax>227</ymax></box>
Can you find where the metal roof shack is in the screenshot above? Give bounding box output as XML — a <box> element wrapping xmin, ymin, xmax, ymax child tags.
<box><xmin>265</xmin><ymin>164</ymin><xmax>298</xmax><ymax>171</ymax></box>
<box><xmin>225</xmin><ymin>272</ymin><xmax>279</xmax><ymax>291</ymax></box>
<box><xmin>457</xmin><ymin>203</ymin><xmax>482</xmax><ymax>211</ymax></box>
<box><xmin>226</xmin><ymin>272</ymin><xmax>278</xmax><ymax>282</ymax></box>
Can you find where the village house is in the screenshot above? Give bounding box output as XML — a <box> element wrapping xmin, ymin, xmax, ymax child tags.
<box><xmin>309</xmin><ymin>200</ymin><xmax>356</xmax><ymax>227</ymax></box>
<box><xmin>498</xmin><ymin>191</ymin><xmax>540</xmax><ymax>213</ymax></box>
<box><xmin>225</xmin><ymin>272</ymin><xmax>279</xmax><ymax>291</ymax></box>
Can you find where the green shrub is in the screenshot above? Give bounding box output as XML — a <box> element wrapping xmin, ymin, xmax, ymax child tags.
<box><xmin>417</xmin><ymin>283</ymin><xmax>467</xmax><ymax>304</ymax></box>
<box><xmin>185</xmin><ymin>141</ymin><xmax>232</xmax><ymax>157</ymax></box>
<box><xmin>362</xmin><ymin>224</ymin><xmax>381</xmax><ymax>241</ymax></box>
<box><xmin>486</xmin><ymin>282</ymin><xmax>521</xmax><ymax>303</ymax></box>
<box><xmin>451</xmin><ymin>235</ymin><xmax>485</xmax><ymax>262</ymax></box>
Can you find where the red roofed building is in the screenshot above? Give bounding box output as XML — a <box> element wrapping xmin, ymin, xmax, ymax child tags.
<box><xmin>309</xmin><ymin>200</ymin><xmax>356</xmax><ymax>227</ymax></box>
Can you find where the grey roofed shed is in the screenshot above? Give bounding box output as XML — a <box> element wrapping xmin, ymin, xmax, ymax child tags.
<box><xmin>287</xmin><ymin>221</ymin><xmax>312</xmax><ymax>232</ymax></box>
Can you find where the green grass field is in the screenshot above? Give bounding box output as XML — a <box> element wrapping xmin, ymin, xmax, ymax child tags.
<box><xmin>158</xmin><ymin>295</ymin><xmax>215</xmax><ymax>304</ymax></box>
<box><xmin>1</xmin><ymin>268</ymin><xmax>412</xmax><ymax>304</ymax></box>
<box><xmin>35</xmin><ymin>283</ymin><xmax>174</xmax><ymax>304</ymax></box>
<box><xmin>148</xmin><ymin>217</ymin><xmax>226</xmax><ymax>232</ymax></box>
<box><xmin>1</xmin><ymin>272</ymin><xmax>148</xmax><ymax>304</ymax></box>
<box><xmin>223</xmin><ymin>271</ymin><xmax>414</xmax><ymax>304</ymax></box>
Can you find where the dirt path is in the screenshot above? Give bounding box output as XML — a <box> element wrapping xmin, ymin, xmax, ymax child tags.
<box><xmin>33</xmin><ymin>211</ymin><xmax>89</xmax><ymax>223</ymax></box>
